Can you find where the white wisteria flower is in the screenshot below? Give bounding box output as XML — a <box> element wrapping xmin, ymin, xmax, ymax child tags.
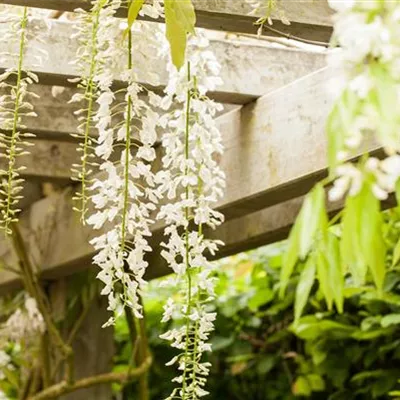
<box><xmin>327</xmin><ymin>0</ymin><xmax>400</xmax><ymax>200</ymax></box>
<box><xmin>69</xmin><ymin>0</ymin><xmax>122</xmax><ymax>222</ymax></box>
<box><xmin>2</xmin><ymin>296</ymin><xmax>45</xmax><ymax>342</ymax></box>
<box><xmin>86</xmin><ymin>4</ymin><xmax>165</xmax><ymax>325</ymax></box>
<box><xmin>0</xmin><ymin>7</ymin><xmax>43</xmax><ymax>234</ymax></box>
<box><xmin>157</xmin><ymin>33</ymin><xmax>225</xmax><ymax>400</ymax></box>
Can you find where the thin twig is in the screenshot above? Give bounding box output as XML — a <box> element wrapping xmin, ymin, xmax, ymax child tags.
<box><xmin>27</xmin><ymin>356</ymin><xmax>152</xmax><ymax>400</ymax></box>
<box><xmin>262</xmin><ymin>24</ymin><xmax>330</xmax><ymax>47</ymax></box>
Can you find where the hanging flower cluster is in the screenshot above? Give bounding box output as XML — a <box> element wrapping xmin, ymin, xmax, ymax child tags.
<box><xmin>85</xmin><ymin>3</ymin><xmax>165</xmax><ymax>325</ymax></box>
<box><xmin>69</xmin><ymin>0</ymin><xmax>121</xmax><ymax>222</ymax></box>
<box><xmin>156</xmin><ymin>34</ymin><xmax>225</xmax><ymax>399</ymax></box>
<box><xmin>0</xmin><ymin>7</ymin><xmax>38</xmax><ymax>234</ymax></box>
<box><xmin>0</xmin><ymin>296</ymin><xmax>44</xmax><ymax>342</ymax></box>
<box><xmin>327</xmin><ymin>0</ymin><xmax>400</xmax><ymax>201</ymax></box>
<box><xmin>245</xmin><ymin>0</ymin><xmax>290</xmax><ymax>33</ymax></box>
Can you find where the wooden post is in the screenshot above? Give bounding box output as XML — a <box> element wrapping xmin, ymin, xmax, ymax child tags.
<box><xmin>49</xmin><ymin>277</ymin><xmax>115</xmax><ymax>400</ymax></box>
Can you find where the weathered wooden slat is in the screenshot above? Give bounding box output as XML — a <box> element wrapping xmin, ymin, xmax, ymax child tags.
<box><xmin>0</xmin><ymin>194</ymin><xmax>312</xmax><ymax>291</ymax></box>
<box><xmin>0</xmin><ymin>139</ymin><xmax>77</xmax><ymax>182</ymax></box>
<box><xmin>0</xmin><ymin>0</ymin><xmax>334</xmax><ymax>43</ymax></box>
<box><xmin>1</xmin><ymin>65</ymin><xmax>381</xmax><ymax>292</ymax></box>
<box><xmin>0</xmin><ymin>19</ymin><xmax>328</xmax><ymax>105</ymax></box>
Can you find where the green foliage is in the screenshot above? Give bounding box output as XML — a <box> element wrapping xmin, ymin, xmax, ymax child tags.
<box><xmin>114</xmin><ymin>234</ymin><xmax>400</xmax><ymax>399</ymax></box>
<box><xmin>280</xmin><ymin>183</ymin><xmax>327</xmax><ymax>298</ymax></box>
<box><xmin>282</xmin><ymin>179</ymin><xmax>390</xmax><ymax>322</ymax></box>
<box><xmin>164</xmin><ymin>0</ymin><xmax>196</xmax><ymax>69</ymax></box>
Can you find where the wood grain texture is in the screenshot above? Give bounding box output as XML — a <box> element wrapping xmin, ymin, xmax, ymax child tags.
<box><xmin>0</xmin><ymin>0</ymin><xmax>334</xmax><ymax>42</ymax></box>
<box><xmin>0</xmin><ymin>66</ymin><xmax>364</xmax><ymax>292</ymax></box>
<box><xmin>0</xmin><ymin>18</ymin><xmax>328</xmax><ymax>104</ymax></box>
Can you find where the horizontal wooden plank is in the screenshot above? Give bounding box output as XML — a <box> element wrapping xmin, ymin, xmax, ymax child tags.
<box><xmin>1</xmin><ymin>65</ymin><xmax>379</xmax><ymax>292</ymax></box>
<box><xmin>0</xmin><ymin>194</ymin><xmax>317</xmax><ymax>291</ymax></box>
<box><xmin>0</xmin><ymin>18</ymin><xmax>327</xmax><ymax>105</ymax></box>
<box><xmin>0</xmin><ymin>139</ymin><xmax>77</xmax><ymax>182</ymax></box>
<box><xmin>0</xmin><ymin>0</ymin><xmax>334</xmax><ymax>43</ymax></box>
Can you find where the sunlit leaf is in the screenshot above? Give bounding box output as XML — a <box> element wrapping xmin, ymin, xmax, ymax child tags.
<box><xmin>293</xmin><ymin>376</ymin><xmax>311</xmax><ymax>396</ymax></box>
<box><xmin>299</xmin><ymin>183</ymin><xmax>327</xmax><ymax>259</ymax></box>
<box><xmin>341</xmin><ymin>189</ymin><xmax>367</xmax><ymax>285</ymax></box>
<box><xmin>307</xmin><ymin>374</ymin><xmax>325</xmax><ymax>392</ymax></box>
<box><xmin>327</xmin><ymin>233</ymin><xmax>344</xmax><ymax>313</ymax></box>
<box><xmin>381</xmin><ymin>314</ymin><xmax>400</xmax><ymax>328</ymax></box>
<box><xmin>393</xmin><ymin>237</ymin><xmax>400</xmax><ymax>267</ymax></box>
<box><xmin>316</xmin><ymin>247</ymin><xmax>333</xmax><ymax>310</ymax></box>
<box><xmin>279</xmin><ymin>218</ymin><xmax>300</xmax><ymax>298</ymax></box>
<box><xmin>359</xmin><ymin>185</ymin><xmax>386</xmax><ymax>293</ymax></box>
<box><xmin>294</xmin><ymin>258</ymin><xmax>316</xmax><ymax>323</ymax></box>
<box><xmin>127</xmin><ymin>0</ymin><xmax>145</xmax><ymax>31</ymax></box>
<box><xmin>164</xmin><ymin>0</ymin><xmax>196</xmax><ymax>69</ymax></box>
<box><xmin>280</xmin><ymin>183</ymin><xmax>327</xmax><ymax>298</ymax></box>
<box><xmin>291</xmin><ymin>316</ymin><xmax>356</xmax><ymax>340</ymax></box>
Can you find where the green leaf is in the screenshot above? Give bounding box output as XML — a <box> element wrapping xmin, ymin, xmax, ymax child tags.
<box><xmin>294</xmin><ymin>258</ymin><xmax>316</xmax><ymax>322</ymax></box>
<box><xmin>326</xmin><ymin>89</ymin><xmax>360</xmax><ymax>172</ymax></box>
<box><xmin>280</xmin><ymin>183</ymin><xmax>327</xmax><ymax>298</ymax></box>
<box><xmin>293</xmin><ymin>376</ymin><xmax>311</xmax><ymax>396</ymax></box>
<box><xmin>307</xmin><ymin>374</ymin><xmax>325</xmax><ymax>392</ymax></box>
<box><xmin>256</xmin><ymin>355</ymin><xmax>276</xmax><ymax>375</ymax></box>
<box><xmin>327</xmin><ymin>233</ymin><xmax>344</xmax><ymax>313</ymax></box>
<box><xmin>396</xmin><ymin>178</ymin><xmax>400</xmax><ymax>206</ymax></box>
<box><xmin>316</xmin><ymin>233</ymin><xmax>343</xmax><ymax>313</ymax></box>
<box><xmin>340</xmin><ymin>183</ymin><xmax>386</xmax><ymax>291</ymax></box>
<box><xmin>127</xmin><ymin>0</ymin><xmax>145</xmax><ymax>30</ymax></box>
<box><xmin>341</xmin><ymin>191</ymin><xmax>367</xmax><ymax>285</ymax></box>
<box><xmin>392</xmin><ymin>237</ymin><xmax>400</xmax><ymax>267</ymax></box>
<box><xmin>351</xmin><ymin>327</ymin><xmax>394</xmax><ymax>341</ymax></box>
<box><xmin>279</xmin><ymin>218</ymin><xmax>301</xmax><ymax>298</ymax></box>
<box><xmin>316</xmin><ymin>248</ymin><xmax>333</xmax><ymax>310</ymax></box>
<box><xmin>164</xmin><ymin>0</ymin><xmax>196</xmax><ymax>69</ymax></box>
<box><xmin>291</xmin><ymin>316</ymin><xmax>356</xmax><ymax>340</ymax></box>
<box><xmin>359</xmin><ymin>185</ymin><xmax>386</xmax><ymax>293</ymax></box>
<box><xmin>381</xmin><ymin>314</ymin><xmax>400</xmax><ymax>328</ymax></box>
<box><xmin>248</xmin><ymin>287</ymin><xmax>274</xmax><ymax>311</ymax></box>
<box><xmin>298</xmin><ymin>183</ymin><xmax>327</xmax><ymax>259</ymax></box>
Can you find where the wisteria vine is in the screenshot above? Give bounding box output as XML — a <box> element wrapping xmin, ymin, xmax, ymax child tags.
<box><xmin>0</xmin><ymin>0</ymin><xmax>226</xmax><ymax>396</ymax></box>
<box><xmin>156</xmin><ymin>35</ymin><xmax>225</xmax><ymax>399</ymax></box>
<box><xmin>0</xmin><ymin>7</ymin><xmax>38</xmax><ymax>235</ymax></box>
<box><xmin>85</xmin><ymin>2</ymin><xmax>164</xmax><ymax>324</ymax></box>
<box><xmin>69</xmin><ymin>0</ymin><xmax>119</xmax><ymax>222</ymax></box>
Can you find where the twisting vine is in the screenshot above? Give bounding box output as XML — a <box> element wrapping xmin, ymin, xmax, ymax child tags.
<box><xmin>0</xmin><ymin>7</ymin><xmax>38</xmax><ymax>235</ymax></box>
<box><xmin>156</xmin><ymin>34</ymin><xmax>225</xmax><ymax>399</ymax></box>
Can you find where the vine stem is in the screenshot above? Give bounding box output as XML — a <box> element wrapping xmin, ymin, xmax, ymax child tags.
<box><xmin>120</xmin><ymin>10</ymin><xmax>133</xmax><ymax>252</ymax></box>
<box><xmin>4</xmin><ymin>6</ymin><xmax>28</xmax><ymax>234</ymax></box>
<box><xmin>78</xmin><ymin>0</ymin><xmax>104</xmax><ymax>223</ymax></box>
<box><xmin>181</xmin><ymin>61</ymin><xmax>193</xmax><ymax>399</ymax></box>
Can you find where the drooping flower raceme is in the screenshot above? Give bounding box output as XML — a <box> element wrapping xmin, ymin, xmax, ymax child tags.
<box><xmin>327</xmin><ymin>1</ymin><xmax>400</xmax><ymax>201</ymax></box>
<box><xmin>0</xmin><ymin>7</ymin><xmax>39</xmax><ymax>234</ymax></box>
<box><xmin>69</xmin><ymin>0</ymin><xmax>121</xmax><ymax>222</ymax></box>
<box><xmin>86</xmin><ymin>5</ymin><xmax>164</xmax><ymax>325</ymax></box>
<box><xmin>156</xmin><ymin>34</ymin><xmax>225</xmax><ymax>399</ymax></box>
<box><xmin>1</xmin><ymin>296</ymin><xmax>45</xmax><ymax>342</ymax></box>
